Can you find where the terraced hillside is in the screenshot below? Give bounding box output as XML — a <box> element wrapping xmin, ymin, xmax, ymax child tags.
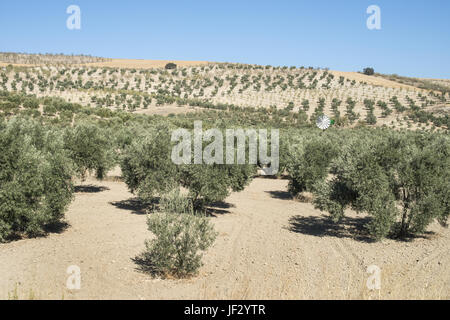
<box><xmin>1</xmin><ymin>54</ymin><xmax>449</xmax><ymax>130</ymax></box>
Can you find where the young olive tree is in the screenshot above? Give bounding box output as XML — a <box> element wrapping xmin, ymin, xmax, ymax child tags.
<box><xmin>138</xmin><ymin>211</ymin><xmax>217</xmax><ymax>278</ymax></box>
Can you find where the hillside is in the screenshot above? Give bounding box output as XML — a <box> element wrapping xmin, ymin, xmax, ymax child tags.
<box><xmin>0</xmin><ymin>54</ymin><xmax>449</xmax><ymax>130</ymax></box>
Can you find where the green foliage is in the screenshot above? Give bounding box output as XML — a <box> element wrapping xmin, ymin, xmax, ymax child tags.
<box><xmin>301</xmin><ymin>99</ymin><xmax>310</xmax><ymax>111</ymax></box>
<box><xmin>120</xmin><ymin>123</ymin><xmax>178</xmax><ymax>202</ymax></box>
<box><xmin>0</xmin><ymin>117</ymin><xmax>74</xmax><ymax>241</ymax></box>
<box><xmin>363</xmin><ymin>67</ymin><xmax>375</xmax><ymax>76</ymax></box>
<box><xmin>313</xmin><ymin>130</ymin><xmax>450</xmax><ymax>240</ymax></box>
<box><xmin>63</xmin><ymin>122</ymin><xmax>116</xmax><ymax>180</ymax></box>
<box><xmin>178</xmin><ymin>162</ymin><xmax>255</xmax><ymax>208</ymax></box>
<box><xmin>165</xmin><ymin>63</ymin><xmax>177</xmax><ymax>70</ymax></box>
<box><xmin>0</xmin><ymin>63</ymin><xmax>448</xmax><ymax>246</ymax></box>
<box><xmin>121</xmin><ymin>125</ymin><xmax>255</xmax><ymax>208</ymax></box>
<box><xmin>159</xmin><ymin>189</ymin><xmax>194</xmax><ymax>214</ymax></box>
<box><xmin>286</xmin><ymin>133</ymin><xmax>338</xmax><ymax>196</ymax></box>
<box><xmin>137</xmin><ymin>212</ymin><xmax>217</xmax><ymax>278</ymax></box>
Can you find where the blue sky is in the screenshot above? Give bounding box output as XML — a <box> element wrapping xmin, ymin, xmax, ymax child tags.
<box><xmin>0</xmin><ymin>0</ymin><xmax>448</xmax><ymax>78</ymax></box>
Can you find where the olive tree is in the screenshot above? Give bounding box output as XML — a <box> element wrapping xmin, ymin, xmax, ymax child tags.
<box><xmin>120</xmin><ymin>123</ymin><xmax>178</xmax><ymax>202</ymax></box>
<box><xmin>177</xmin><ymin>162</ymin><xmax>255</xmax><ymax>208</ymax></box>
<box><xmin>120</xmin><ymin>124</ymin><xmax>255</xmax><ymax>208</ymax></box>
<box><xmin>138</xmin><ymin>211</ymin><xmax>217</xmax><ymax>278</ymax></box>
<box><xmin>63</xmin><ymin>122</ymin><xmax>116</xmax><ymax>180</ymax></box>
<box><xmin>285</xmin><ymin>132</ymin><xmax>338</xmax><ymax>196</ymax></box>
<box><xmin>363</xmin><ymin>67</ymin><xmax>375</xmax><ymax>76</ymax></box>
<box><xmin>313</xmin><ymin>130</ymin><xmax>450</xmax><ymax>240</ymax></box>
<box><xmin>0</xmin><ymin>117</ymin><xmax>74</xmax><ymax>241</ymax></box>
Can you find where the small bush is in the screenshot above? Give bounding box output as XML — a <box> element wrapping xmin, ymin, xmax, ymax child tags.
<box><xmin>165</xmin><ymin>63</ymin><xmax>177</xmax><ymax>70</ymax></box>
<box><xmin>363</xmin><ymin>67</ymin><xmax>375</xmax><ymax>76</ymax></box>
<box><xmin>137</xmin><ymin>212</ymin><xmax>217</xmax><ymax>278</ymax></box>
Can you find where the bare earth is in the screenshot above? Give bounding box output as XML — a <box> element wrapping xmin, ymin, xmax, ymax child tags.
<box><xmin>329</xmin><ymin>70</ymin><xmax>424</xmax><ymax>91</ymax></box>
<box><xmin>0</xmin><ymin>59</ymin><xmax>209</xmax><ymax>69</ymax></box>
<box><xmin>0</xmin><ymin>175</ymin><xmax>448</xmax><ymax>300</ymax></box>
<box><xmin>80</xmin><ymin>59</ymin><xmax>209</xmax><ymax>69</ymax></box>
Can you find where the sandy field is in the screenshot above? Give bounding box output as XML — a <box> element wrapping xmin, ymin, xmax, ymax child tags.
<box><xmin>0</xmin><ymin>59</ymin><xmax>209</xmax><ymax>69</ymax></box>
<box><xmin>79</xmin><ymin>59</ymin><xmax>209</xmax><ymax>69</ymax></box>
<box><xmin>132</xmin><ymin>105</ymin><xmax>202</xmax><ymax>116</ymax></box>
<box><xmin>330</xmin><ymin>70</ymin><xmax>424</xmax><ymax>91</ymax></box>
<box><xmin>0</xmin><ymin>173</ymin><xmax>448</xmax><ymax>300</ymax></box>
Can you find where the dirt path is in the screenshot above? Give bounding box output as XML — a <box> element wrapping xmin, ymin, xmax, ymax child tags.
<box><xmin>0</xmin><ymin>177</ymin><xmax>448</xmax><ymax>300</ymax></box>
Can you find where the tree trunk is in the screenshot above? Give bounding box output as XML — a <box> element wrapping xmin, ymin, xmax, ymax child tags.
<box><xmin>400</xmin><ymin>189</ymin><xmax>409</xmax><ymax>237</ymax></box>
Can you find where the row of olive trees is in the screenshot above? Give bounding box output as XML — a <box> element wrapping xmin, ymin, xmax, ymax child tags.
<box><xmin>0</xmin><ymin>118</ymin><xmax>74</xmax><ymax>241</ymax></box>
<box><xmin>0</xmin><ymin>117</ymin><xmax>117</xmax><ymax>241</ymax></box>
<box><xmin>119</xmin><ymin>122</ymin><xmax>256</xmax><ymax>209</ymax></box>
<box><xmin>283</xmin><ymin>128</ymin><xmax>449</xmax><ymax>240</ymax></box>
<box><xmin>0</xmin><ymin>115</ymin><xmax>222</xmax><ymax>278</ymax></box>
<box><xmin>63</xmin><ymin>117</ymin><xmax>450</xmax><ymax>243</ymax></box>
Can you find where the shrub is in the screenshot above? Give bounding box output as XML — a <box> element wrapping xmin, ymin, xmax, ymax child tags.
<box><xmin>23</xmin><ymin>98</ymin><xmax>39</xmax><ymax>109</ymax></box>
<box><xmin>137</xmin><ymin>212</ymin><xmax>217</xmax><ymax>278</ymax></box>
<box><xmin>159</xmin><ymin>189</ymin><xmax>194</xmax><ymax>214</ymax></box>
<box><xmin>165</xmin><ymin>63</ymin><xmax>177</xmax><ymax>70</ymax></box>
<box><xmin>178</xmin><ymin>162</ymin><xmax>255</xmax><ymax>208</ymax></box>
<box><xmin>366</xmin><ymin>111</ymin><xmax>377</xmax><ymax>125</ymax></box>
<box><xmin>301</xmin><ymin>99</ymin><xmax>310</xmax><ymax>111</ymax></box>
<box><xmin>286</xmin><ymin>134</ymin><xmax>338</xmax><ymax>196</ymax></box>
<box><xmin>120</xmin><ymin>123</ymin><xmax>178</xmax><ymax>202</ymax></box>
<box><xmin>0</xmin><ymin>118</ymin><xmax>74</xmax><ymax>241</ymax></box>
<box><xmin>121</xmin><ymin>125</ymin><xmax>255</xmax><ymax>208</ymax></box>
<box><xmin>63</xmin><ymin>122</ymin><xmax>116</xmax><ymax>180</ymax></box>
<box><xmin>363</xmin><ymin>67</ymin><xmax>375</xmax><ymax>76</ymax></box>
<box><xmin>313</xmin><ymin>130</ymin><xmax>450</xmax><ymax>240</ymax></box>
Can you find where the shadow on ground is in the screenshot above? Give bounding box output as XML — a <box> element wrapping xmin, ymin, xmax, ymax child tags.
<box><xmin>266</xmin><ymin>190</ymin><xmax>293</xmax><ymax>200</ymax></box>
<box><xmin>109</xmin><ymin>197</ymin><xmax>151</xmax><ymax>215</ymax></box>
<box><xmin>288</xmin><ymin>214</ymin><xmax>374</xmax><ymax>243</ymax></box>
<box><xmin>74</xmin><ymin>185</ymin><xmax>110</xmax><ymax>193</ymax></box>
<box><xmin>256</xmin><ymin>174</ymin><xmax>289</xmax><ymax>180</ymax></box>
<box><xmin>206</xmin><ymin>201</ymin><xmax>236</xmax><ymax>216</ymax></box>
<box><xmin>43</xmin><ymin>221</ymin><xmax>71</xmax><ymax>234</ymax></box>
<box><xmin>3</xmin><ymin>221</ymin><xmax>71</xmax><ymax>243</ymax></box>
<box><xmin>131</xmin><ymin>255</ymin><xmax>161</xmax><ymax>277</ymax></box>
<box><xmin>288</xmin><ymin>215</ymin><xmax>438</xmax><ymax>243</ymax></box>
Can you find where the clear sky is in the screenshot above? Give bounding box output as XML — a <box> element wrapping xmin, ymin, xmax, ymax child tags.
<box><xmin>0</xmin><ymin>0</ymin><xmax>448</xmax><ymax>78</ymax></box>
